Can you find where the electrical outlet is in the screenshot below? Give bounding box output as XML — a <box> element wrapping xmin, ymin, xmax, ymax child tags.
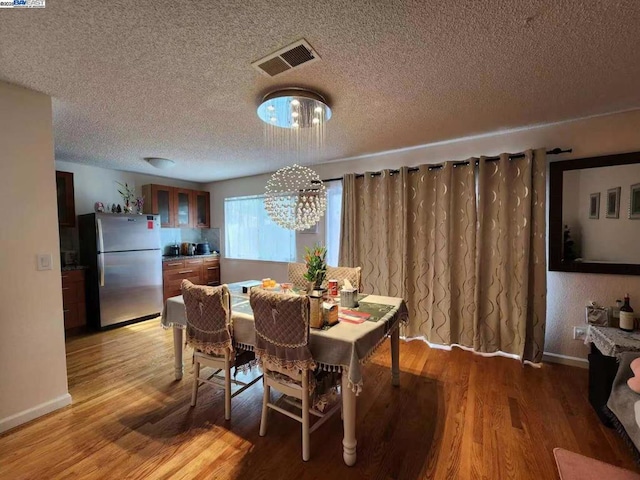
<box><xmin>573</xmin><ymin>326</ymin><xmax>587</xmax><ymax>340</ymax></box>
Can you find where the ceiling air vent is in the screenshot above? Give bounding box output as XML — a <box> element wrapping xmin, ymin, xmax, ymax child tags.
<box><xmin>252</xmin><ymin>39</ymin><xmax>320</xmax><ymax>77</ymax></box>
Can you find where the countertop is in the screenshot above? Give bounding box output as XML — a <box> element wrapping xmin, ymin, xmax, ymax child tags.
<box><xmin>162</xmin><ymin>253</ymin><xmax>220</xmax><ymax>262</ymax></box>
<box><xmin>61</xmin><ymin>265</ymin><xmax>88</xmax><ymax>271</ymax></box>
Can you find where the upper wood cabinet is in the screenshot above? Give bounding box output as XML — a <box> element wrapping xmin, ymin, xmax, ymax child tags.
<box><xmin>193</xmin><ymin>190</ymin><xmax>210</xmax><ymax>228</ymax></box>
<box><xmin>142</xmin><ymin>184</ymin><xmax>175</xmax><ymax>227</ymax></box>
<box><xmin>56</xmin><ymin>171</ymin><xmax>76</xmax><ymax>227</ymax></box>
<box><xmin>174</xmin><ymin>188</ymin><xmax>193</xmax><ymax>228</ymax></box>
<box><xmin>142</xmin><ymin>184</ymin><xmax>210</xmax><ymax>228</ymax></box>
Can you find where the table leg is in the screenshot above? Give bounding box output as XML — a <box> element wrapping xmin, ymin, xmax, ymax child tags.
<box><xmin>391</xmin><ymin>326</ymin><xmax>400</xmax><ymax>387</ymax></box>
<box><xmin>173</xmin><ymin>327</ymin><xmax>184</xmax><ymax>380</ymax></box>
<box><xmin>341</xmin><ymin>373</ymin><xmax>357</xmax><ymax>466</ymax></box>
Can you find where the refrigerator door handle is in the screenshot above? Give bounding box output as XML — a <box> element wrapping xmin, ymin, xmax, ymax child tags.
<box><xmin>97</xmin><ymin>217</ymin><xmax>105</xmax><ymax>253</ymax></box>
<box><xmin>97</xmin><ymin>218</ymin><xmax>105</xmax><ymax>286</ymax></box>
<box><xmin>99</xmin><ymin>254</ymin><xmax>105</xmax><ymax>287</ymax></box>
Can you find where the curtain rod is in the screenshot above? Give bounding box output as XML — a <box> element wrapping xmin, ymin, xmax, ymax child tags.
<box><xmin>321</xmin><ymin>147</ymin><xmax>572</xmax><ymax>182</ymax></box>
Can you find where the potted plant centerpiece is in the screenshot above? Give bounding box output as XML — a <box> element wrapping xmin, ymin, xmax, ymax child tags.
<box><xmin>303</xmin><ymin>243</ymin><xmax>327</xmax><ymax>294</ymax></box>
<box><xmin>304</xmin><ymin>244</ymin><xmax>327</xmax><ymax>329</ymax></box>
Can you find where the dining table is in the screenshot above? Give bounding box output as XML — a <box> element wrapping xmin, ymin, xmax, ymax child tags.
<box><xmin>161</xmin><ymin>281</ymin><xmax>408</xmax><ymax>466</ymax></box>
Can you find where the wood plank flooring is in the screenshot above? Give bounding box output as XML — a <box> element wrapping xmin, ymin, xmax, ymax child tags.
<box><xmin>0</xmin><ymin>319</ymin><xmax>638</xmax><ymax>479</ymax></box>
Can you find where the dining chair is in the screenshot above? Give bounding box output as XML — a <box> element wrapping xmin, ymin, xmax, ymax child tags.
<box><xmin>181</xmin><ymin>280</ymin><xmax>261</xmax><ymax>420</ymax></box>
<box><xmin>326</xmin><ymin>265</ymin><xmax>362</xmax><ymax>291</ymax></box>
<box><xmin>250</xmin><ymin>289</ymin><xmax>340</xmax><ymax>461</ymax></box>
<box><xmin>289</xmin><ymin>262</ymin><xmax>363</xmax><ymax>291</ymax></box>
<box><xmin>287</xmin><ymin>262</ymin><xmax>308</xmax><ymax>289</ymax></box>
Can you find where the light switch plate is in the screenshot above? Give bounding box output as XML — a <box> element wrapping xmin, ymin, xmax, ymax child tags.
<box><xmin>37</xmin><ymin>253</ymin><xmax>53</xmax><ymax>271</ymax></box>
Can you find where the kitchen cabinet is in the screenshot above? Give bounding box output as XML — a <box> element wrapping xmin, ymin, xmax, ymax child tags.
<box><xmin>56</xmin><ymin>171</ymin><xmax>76</xmax><ymax>227</ymax></box>
<box><xmin>162</xmin><ymin>256</ymin><xmax>220</xmax><ymax>301</ymax></box>
<box><xmin>142</xmin><ymin>184</ymin><xmax>175</xmax><ymax>227</ymax></box>
<box><xmin>163</xmin><ymin>258</ymin><xmax>202</xmax><ymax>300</ymax></box>
<box><xmin>174</xmin><ymin>188</ymin><xmax>193</xmax><ymax>227</ymax></box>
<box><xmin>193</xmin><ymin>190</ymin><xmax>210</xmax><ymax>228</ymax></box>
<box><xmin>62</xmin><ymin>269</ymin><xmax>86</xmax><ymax>331</ymax></box>
<box><xmin>202</xmin><ymin>256</ymin><xmax>220</xmax><ymax>286</ymax></box>
<box><xmin>142</xmin><ymin>184</ymin><xmax>210</xmax><ymax>229</ymax></box>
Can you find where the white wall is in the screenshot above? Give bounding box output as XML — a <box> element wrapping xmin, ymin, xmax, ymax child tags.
<box><xmin>0</xmin><ymin>82</ymin><xmax>71</xmax><ymax>432</ymax></box>
<box><xmin>208</xmin><ymin>108</ymin><xmax>640</xmax><ymax>361</ymax></box>
<box><xmin>55</xmin><ymin>160</ymin><xmax>204</xmax><ymax>216</ymax></box>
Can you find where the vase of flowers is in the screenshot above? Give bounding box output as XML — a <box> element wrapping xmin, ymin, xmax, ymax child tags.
<box><xmin>116</xmin><ymin>181</ymin><xmax>136</xmax><ymax>214</ymax></box>
<box><xmin>303</xmin><ymin>244</ymin><xmax>327</xmax><ymax>293</ymax></box>
<box><xmin>135</xmin><ymin>196</ymin><xmax>145</xmax><ymax>214</ymax></box>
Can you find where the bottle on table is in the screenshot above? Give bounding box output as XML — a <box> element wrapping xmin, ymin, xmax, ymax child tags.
<box><xmin>619</xmin><ymin>293</ymin><xmax>634</xmax><ymax>332</ymax></box>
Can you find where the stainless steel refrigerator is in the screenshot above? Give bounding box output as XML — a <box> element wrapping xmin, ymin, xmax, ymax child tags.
<box><xmin>79</xmin><ymin>213</ymin><xmax>163</xmax><ymax>329</ymax></box>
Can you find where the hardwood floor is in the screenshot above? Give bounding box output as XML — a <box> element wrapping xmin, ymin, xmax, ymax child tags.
<box><xmin>1</xmin><ymin>319</ymin><xmax>637</xmax><ymax>479</ymax></box>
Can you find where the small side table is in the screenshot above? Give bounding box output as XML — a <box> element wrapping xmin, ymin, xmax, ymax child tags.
<box><xmin>584</xmin><ymin>326</ymin><xmax>640</xmax><ymax>425</ymax></box>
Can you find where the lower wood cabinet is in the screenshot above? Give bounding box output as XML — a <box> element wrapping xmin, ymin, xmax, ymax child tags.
<box><xmin>62</xmin><ymin>269</ymin><xmax>86</xmax><ymax>331</ymax></box>
<box><xmin>203</xmin><ymin>256</ymin><xmax>221</xmax><ymax>286</ymax></box>
<box><xmin>162</xmin><ymin>256</ymin><xmax>220</xmax><ymax>301</ymax></box>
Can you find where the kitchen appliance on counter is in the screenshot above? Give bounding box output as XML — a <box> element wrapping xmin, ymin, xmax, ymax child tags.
<box><xmin>166</xmin><ymin>244</ymin><xmax>180</xmax><ymax>257</ymax></box>
<box><xmin>196</xmin><ymin>242</ymin><xmax>211</xmax><ymax>255</ymax></box>
<box><xmin>79</xmin><ymin>213</ymin><xmax>163</xmax><ymax>329</ymax></box>
<box><xmin>181</xmin><ymin>242</ymin><xmax>196</xmax><ymax>256</ymax></box>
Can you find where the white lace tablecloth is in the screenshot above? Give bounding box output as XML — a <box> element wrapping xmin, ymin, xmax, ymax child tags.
<box><xmin>584</xmin><ymin>325</ymin><xmax>640</xmax><ymax>359</ymax></box>
<box><xmin>161</xmin><ymin>282</ymin><xmax>408</xmax><ymax>393</ymax></box>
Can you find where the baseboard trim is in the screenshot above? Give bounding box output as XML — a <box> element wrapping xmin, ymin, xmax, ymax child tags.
<box><xmin>0</xmin><ymin>393</ymin><xmax>72</xmax><ymax>434</ymax></box>
<box><xmin>543</xmin><ymin>352</ymin><xmax>589</xmax><ymax>369</ymax></box>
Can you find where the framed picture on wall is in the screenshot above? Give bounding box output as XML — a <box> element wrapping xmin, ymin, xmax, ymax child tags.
<box><xmin>589</xmin><ymin>192</ymin><xmax>600</xmax><ymax>219</ymax></box>
<box><xmin>630</xmin><ymin>183</ymin><xmax>640</xmax><ymax>219</ymax></box>
<box><xmin>606</xmin><ymin>187</ymin><xmax>621</xmax><ymax>219</ymax></box>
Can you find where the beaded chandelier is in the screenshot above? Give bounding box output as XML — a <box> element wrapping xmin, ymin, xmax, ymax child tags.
<box><xmin>264</xmin><ymin>164</ymin><xmax>327</xmax><ymax>231</ymax></box>
<box><xmin>258</xmin><ymin>88</ymin><xmax>331</xmax><ymax>231</ymax></box>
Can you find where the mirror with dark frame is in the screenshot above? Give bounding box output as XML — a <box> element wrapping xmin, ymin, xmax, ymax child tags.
<box><xmin>549</xmin><ymin>151</ymin><xmax>640</xmax><ymax>275</ymax></box>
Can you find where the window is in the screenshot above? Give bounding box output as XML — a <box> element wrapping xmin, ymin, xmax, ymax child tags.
<box><xmin>224</xmin><ymin>195</ymin><xmax>296</xmax><ymax>262</ymax></box>
<box><xmin>325</xmin><ymin>180</ymin><xmax>343</xmax><ymax>266</ymax></box>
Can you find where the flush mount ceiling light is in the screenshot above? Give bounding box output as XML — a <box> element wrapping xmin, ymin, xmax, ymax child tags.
<box><xmin>145</xmin><ymin>157</ymin><xmax>176</xmax><ymax>169</ymax></box>
<box><xmin>257</xmin><ymin>88</ymin><xmax>331</xmax><ymax>129</ymax></box>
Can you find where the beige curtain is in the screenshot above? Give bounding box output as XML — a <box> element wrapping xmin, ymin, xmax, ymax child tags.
<box><xmin>404</xmin><ymin>162</ymin><xmax>477</xmax><ymax>345</ymax></box>
<box><xmin>339</xmin><ymin>173</ymin><xmax>357</xmax><ymax>268</ymax></box>
<box><xmin>474</xmin><ymin>149</ymin><xmax>546</xmax><ymax>362</ymax></box>
<box><xmin>339</xmin><ymin>149</ymin><xmax>547</xmax><ymax>363</ymax></box>
<box><xmin>339</xmin><ymin>169</ymin><xmax>406</xmax><ymax>297</ymax></box>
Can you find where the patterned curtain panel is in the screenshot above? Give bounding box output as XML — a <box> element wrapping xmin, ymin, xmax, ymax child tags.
<box><xmin>404</xmin><ymin>162</ymin><xmax>477</xmax><ymax>345</ymax></box>
<box><xmin>339</xmin><ymin>173</ymin><xmax>357</xmax><ymax>268</ymax></box>
<box><xmin>474</xmin><ymin>149</ymin><xmax>547</xmax><ymax>362</ymax></box>
<box><xmin>340</xmin><ymin>169</ymin><xmax>407</xmax><ymax>297</ymax></box>
<box><xmin>338</xmin><ymin>149</ymin><xmax>547</xmax><ymax>363</ymax></box>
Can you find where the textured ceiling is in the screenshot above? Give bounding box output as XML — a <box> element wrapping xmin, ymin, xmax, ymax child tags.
<box><xmin>1</xmin><ymin>0</ymin><xmax>640</xmax><ymax>182</ymax></box>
